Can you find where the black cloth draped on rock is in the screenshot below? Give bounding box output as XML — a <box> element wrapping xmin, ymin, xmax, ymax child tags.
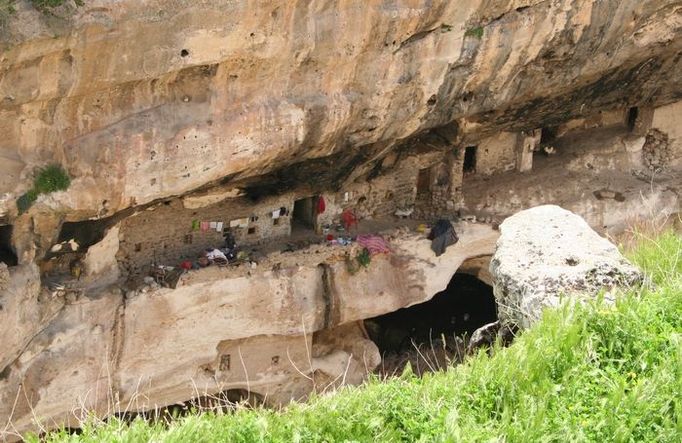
<box><xmin>428</xmin><ymin>219</ymin><xmax>459</xmax><ymax>256</ymax></box>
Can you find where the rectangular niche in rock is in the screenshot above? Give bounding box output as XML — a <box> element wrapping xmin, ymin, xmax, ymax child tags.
<box><xmin>292</xmin><ymin>196</ymin><xmax>318</xmax><ymax>231</ymax></box>
<box><xmin>463</xmin><ymin>146</ymin><xmax>477</xmax><ymax>174</ymax></box>
<box><xmin>0</xmin><ymin>225</ymin><xmax>17</xmax><ymax>266</ymax></box>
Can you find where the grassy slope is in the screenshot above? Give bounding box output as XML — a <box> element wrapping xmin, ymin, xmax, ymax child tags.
<box><xmin>37</xmin><ymin>231</ymin><xmax>681</xmax><ymax>443</ymax></box>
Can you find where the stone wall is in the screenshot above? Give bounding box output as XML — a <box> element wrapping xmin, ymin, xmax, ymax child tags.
<box><xmin>476</xmin><ymin>132</ymin><xmax>520</xmax><ymax>176</ymax></box>
<box><xmin>117</xmin><ymin>194</ymin><xmax>294</xmax><ymax>275</ymax></box>
<box><xmin>651</xmin><ymin>101</ymin><xmax>682</xmax><ymax>162</ymax></box>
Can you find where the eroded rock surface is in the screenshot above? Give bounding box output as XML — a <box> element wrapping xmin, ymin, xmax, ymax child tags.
<box><xmin>0</xmin><ymin>223</ymin><xmax>498</xmax><ymax>438</ymax></box>
<box><xmin>490</xmin><ymin>205</ymin><xmax>643</xmax><ymax>328</ymax></box>
<box><xmin>1</xmin><ymin>0</ymin><xmax>682</xmax><ymax>218</ymax></box>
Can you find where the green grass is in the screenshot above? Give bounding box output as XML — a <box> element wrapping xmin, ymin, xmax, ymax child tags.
<box><xmin>34</xmin><ymin>230</ymin><xmax>681</xmax><ymax>442</ymax></box>
<box><xmin>16</xmin><ymin>164</ymin><xmax>70</xmax><ymax>213</ymax></box>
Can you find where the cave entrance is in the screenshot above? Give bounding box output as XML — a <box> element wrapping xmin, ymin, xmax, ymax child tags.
<box><xmin>364</xmin><ymin>273</ymin><xmax>497</xmax><ymax>375</ymax></box>
<box><xmin>292</xmin><ymin>196</ymin><xmax>318</xmax><ymax>232</ymax></box>
<box><xmin>42</xmin><ymin>216</ymin><xmax>117</xmax><ymax>277</ymax></box>
<box><xmin>0</xmin><ymin>225</ymin><xmax>17</xmax><ymax>266</ymax></box>
<box><xmin>627</xmin><ymin>107</ymin><xmax>639</xmax><ymax>131</ymax></box>
<box><xmin>463</xmin><ymin>146</ymin><xmax>477</xmax><ymax>174</ymax></box>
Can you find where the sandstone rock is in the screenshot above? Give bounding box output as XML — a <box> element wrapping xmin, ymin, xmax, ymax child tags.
<box><xmin>490</xmin><ymin>205</ymin><xmax>643</xmax><ymax>329</ymax></box>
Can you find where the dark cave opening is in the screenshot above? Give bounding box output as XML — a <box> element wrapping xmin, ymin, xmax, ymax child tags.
<box><xmin>463</xmin><ymin>146</ymin><xmax>477</xmax><ymax>174</ymax></box>
<box><xmin>0</xmin><ymin>225</ymin><xmax>17</xmax><ymax>266</ymax></box>
<box><xmin>364</xmin><ymin>273</ymin><xmax>497</xmax><ymax>375</ymax></box>
<box><xmin>292</xmin><ymin>196</ymin><xmax>318</xmax><ymax>231</ymax></box>
<box><xmin>540</xmin><ymin>126</ymin><xmax>558</xmax><ymax>144</ymax></box>
<box><xmin>627</xmin><ymin>106</ymin><xmax>639</xmax><ymax>131</ymax></box>
<box><xmin>47</xmin><ymin>217</ymin><xmax>118</xmax><ymax>259</ymax></box>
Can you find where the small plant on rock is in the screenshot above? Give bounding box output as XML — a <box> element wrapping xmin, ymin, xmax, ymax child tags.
<box><xmin>356</xmin><ymin>248</ymin><xmax>371</xmax><ymax>268</ymax></box>
<box><xmin>34</xmin><ymin>164</ymin><xmax>71</xmax><ymax>194</ymax></box>
<box><xmin>465</xmin><ymin>26</ymin><xmax>484</xmax><ymax>39</ymax></box>
<box><xmin>17</xmin><ymin>164</ymin><xmax>71</xmax><ymax>214</ymax></box>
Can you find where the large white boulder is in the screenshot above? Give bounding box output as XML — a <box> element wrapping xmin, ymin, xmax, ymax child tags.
<box><xmin>490</xmin><ymin>205</ymin><xmax>643</xmax><ymax>329</ymax></box>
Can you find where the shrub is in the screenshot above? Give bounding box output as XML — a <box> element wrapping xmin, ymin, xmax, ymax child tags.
<box><xmin>16</xmin><ymin>164</ymin><xmax>71</xmax><ymax>214</ymax></box>
<box><xmin>465</xmin><ymin>26</ymin><xmax>484</xmax><ymax>39</ymax></box>
<box><xmin>34</xmin><ymin>164</ymin><xmax>71</xmax><ymax>194</ymax></box>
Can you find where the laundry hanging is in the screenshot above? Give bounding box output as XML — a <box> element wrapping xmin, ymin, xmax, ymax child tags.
<box><xmin>200</xmin><ymin>221</ymin><xmax>209</xmax><ymax>232</ymax></box>
<box><xmin>191</xmin><ymin>219</ymin><xmax>199</xmax><ymax>231</ymax></box>
<box><xmin>216</xmin><ymin>222</ymin><xmax>223</xmax><ymax>232</ymax></box>
<box><xmin>316</xmin><ymin>196</ymin><xmax>326</xmax><ymax>214</ymax></box>
<box><xmin>230</xmin><ymin>218</ymin><xmax>249</xmax><ymax>228</ymax></box>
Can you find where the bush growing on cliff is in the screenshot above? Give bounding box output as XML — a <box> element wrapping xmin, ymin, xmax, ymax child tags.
<box><xmin>17</xmin><ymin>164</ymin><xmax>71</xmax><ymax>214</ymax></box>
<box><xmin>465</xmin><ymin>26</ymin><xmax>484</xmax><ymax>39</ymax></box>
<box><xmin>33</xmin><ymin>164</ymin><xmax>71</xmax><ymax>194</ymax></box>
<box><xmin>31</xmin><ymin>230</ymin><xmax>682</xmax><ymax>442</ymax></box>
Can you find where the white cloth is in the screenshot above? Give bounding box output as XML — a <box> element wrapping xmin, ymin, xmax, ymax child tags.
<box><xmin>209</xmin><ymin>221</ymin><xmax>217</xmax><ymax>229</ymax></box>
<box><xmin>216</xmin><ymin>222</ymin><xmax>223</xmax><ymax>232</ymax></box>
<box><xmin>272</xmin><ymin>210</ymin><xmax>280</xmax><ymax>219</ymax></box>
<box><xmin>230</xmin><ymin>218</ymin><xmax>249</xmax><ymax>228</ymax></box>
<box><xmin>206</xmin><ymin>249</ymin><xmax>227</xmax><ymax>262</ymax></box>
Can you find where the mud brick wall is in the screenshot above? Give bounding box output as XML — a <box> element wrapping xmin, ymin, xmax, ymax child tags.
<box><xmin>117</xmin><ymin>194</ymin><xmax>294</xmax><ymax>275</ymax></box>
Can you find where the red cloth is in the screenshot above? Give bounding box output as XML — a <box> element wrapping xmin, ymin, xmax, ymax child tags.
<box><xmin>326</xmin><ymin>234</ymin><xmax>334</xmax><ymax>241</ymax></box>
<box><xmin>341</xmin><ymin>209</ymin><xmax>358</xmax><ymax>231</ymax></box>
<box><xmin>356</xmin><ymin>235</ymin><xmax>391</xmax><ymax>255</ymax></box>
<box><xmin>316</xmin><ymin>196</ymin><xmax>326</xmax><ymax>214</ymax></box>
<box><xmin>180</xmin><ymin>260</ymin><xmax>192</xmax><ymax>270</ymax></box>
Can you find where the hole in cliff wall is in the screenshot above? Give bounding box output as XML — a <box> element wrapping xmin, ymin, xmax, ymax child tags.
<box><xmin>463</xmin><ymin>146</ymin><xmax>477</xmax><ymax>174</ymax></box>
<box><xmin>293</xmin><ymin>196</ymin><xmax>318</xmax><ymax>231</ymax></box>
<box><xmin>364</xmin><ymin>273</ymin><xmax>496</xmax><ymax>376</ymax></box>
<box><xmin>540</xmin><ymin>126</ymin><xmax>558</xmax><ymax>144</ymax></box>
<box><xmin>416</xmin><ymin>168</ymin><xmax>431</xmax><ymax>197</ymax></box>
<box><xmin>0</xmin><ymin>225</ymin><xmax>17</xmax><ymax>266</ymax></box>
<box><xmin>49</xmin><ymin>217</ymin><xmax>116</xmax><ymax>257</ymax></box>
<box><xmin>627</xmin><ymin>107</ymin><xmax>639</xmax><ymax>131</ymax></box>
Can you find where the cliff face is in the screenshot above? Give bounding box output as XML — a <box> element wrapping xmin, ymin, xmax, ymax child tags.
<box><xmin>1</xmin><ymin>1</ymin><xmax>682</xmax><ymax>439</ymax></box>
<box><xmin>1</xmin><ymin>0</ymin><xmax>681</xmax><ymax>220</ymax></box>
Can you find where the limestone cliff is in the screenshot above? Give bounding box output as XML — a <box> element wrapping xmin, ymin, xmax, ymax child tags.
<box><xmin>1</xmin><ymin>0</ymin><xmax>681</xmax><ymax>220</ymax></box>
<box><xmin>1</xmin><ymin>0</ymin><xmax>681</xmax><ymax>439</ymax></box>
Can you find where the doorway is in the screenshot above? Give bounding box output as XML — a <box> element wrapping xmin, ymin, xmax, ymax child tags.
<box><xmin>292</xmin><ymin>196</ymin><xmax>318</xmax><ymax>231</ymax></box>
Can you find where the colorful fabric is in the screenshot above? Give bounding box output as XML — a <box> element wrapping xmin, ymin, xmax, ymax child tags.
<box><xmin>200</xmin><ymin>221</ymin><xmax>209</xmax><ymax>232</ymax></box>
<box><xmin>316</xmin><ymin>196</ymin><xmax>326</xmax><ymax>214</ymax></box>
<box><xmin>356</xmin><ymin>234</ymin><xmax>391</xmax><ymax>255</ymax></box>
<box><xmin>341</xmin><ymin>209</ymin><xmax>358</xmax><ymax>231</ymax></box>
<box><xmin>191</xmin><ymin>219</ymin><xmax>199</xmax><ymax>231</ymax></box>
